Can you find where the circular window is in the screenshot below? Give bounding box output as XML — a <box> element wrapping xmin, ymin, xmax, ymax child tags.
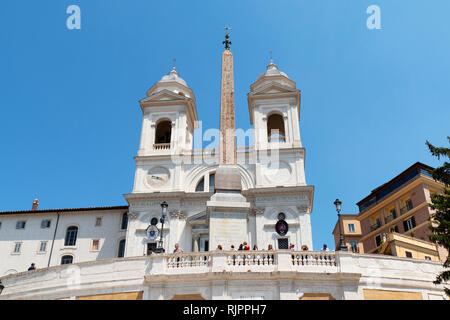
<box><xmin>150</xmin><ymin>217</ymin><xmax>158</xmax><ymax>226</ymax></box>
<box><xmin>277</xmin><ymin>212</ymin><xmax>286</xmax><ymax>221</ymax></box>
<box><xmin>275</xmin><ymin>220</ymin><xmax>288</xmax><ymax>236</ymax></box>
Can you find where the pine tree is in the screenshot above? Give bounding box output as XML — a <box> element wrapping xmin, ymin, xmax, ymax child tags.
<box><xmin>426</xmin><ymin>137</ymin><xmax>450</xmax><ymax>296</ymax></box>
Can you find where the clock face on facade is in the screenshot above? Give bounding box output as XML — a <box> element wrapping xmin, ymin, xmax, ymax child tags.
<box><xmin>146</xmin><ymin>166</ymin><xmax>170</xmax><ymax>188</ymax></box>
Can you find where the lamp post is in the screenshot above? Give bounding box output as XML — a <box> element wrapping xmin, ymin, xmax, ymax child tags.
<box><xmin>154</xmin><ymin>201</ymin><xmax>168</xmax><ymax>253</ymax></box>
<box><xmin>334</xmin><ymin>198</ymin><xmax>348</xmax><ymax>251</ymax></box>
<box><xmin>0</xmin><ymin>280</ymin><xmax>4</xmax><ymax>295</ymax></box>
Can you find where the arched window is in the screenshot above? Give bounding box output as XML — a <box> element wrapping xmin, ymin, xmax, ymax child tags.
<box><xmin>121</xmin><ymin>212</ymin><xmax>128</xmax><ymax>230</ymax></box>
<box><xmin>209</xmin><ymin>173</ymin><xmax>215</xmax><ymax>193</ymax></box>
<box><xmin>118</xmin><ymin>239</ymin><xmax>126</xmax><ymax>258</ymax></box>
<box><xmin>64</xmin><ymin>226</ymin><xmax>78</xmax><ymax>246</ymax></box>
<box><xmin>195</xmin><ymin>177</ymin><xmax>205</xmax><ymax>192</ymax></box>
<box><xmin>267</xmin><ymin>114</ymin><xmax>286</xmax><ymax>143</ymax></box>
<box><xmin>61</xmin><ymin>255</ymin><xmax>73</xmax><ymax>265</ymax></box>
<box><xmin>154</xmin><ymin>120</ymin><xmax>172</xmax><ymax>144</ymax></box>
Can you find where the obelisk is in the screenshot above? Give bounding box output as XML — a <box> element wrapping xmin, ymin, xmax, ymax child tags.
<box><xmin>207</xmin><ymin>27</ymin><xmax>250</xmax><ymax>251</ymax></box>
<box><xmin>214</xmin><ymin>27</ymin><xmax>242</xmax><ymax>191</ymax></box>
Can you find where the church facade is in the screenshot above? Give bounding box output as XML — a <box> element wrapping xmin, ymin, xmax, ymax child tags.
<box><xmin>0</xmin><ymin>37</ymin><xmax>447</xmax><ymax>300</ymax></box>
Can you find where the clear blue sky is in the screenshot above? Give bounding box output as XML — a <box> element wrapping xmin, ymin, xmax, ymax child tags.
<box><xmin>1</xmin><ymin>1</ymin><xmax>449</xmax><ymax>249</ymax></box>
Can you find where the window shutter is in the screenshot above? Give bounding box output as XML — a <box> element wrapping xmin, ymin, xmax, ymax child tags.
<box><xmin>403</xmin><ymin>220</ymin><xmax>408</xmax><ymax>231</ymax></box>
<box><xmin>411</xmin><ymin>216</ymin><xmax>416</xmax><ymax>228</ymax></box>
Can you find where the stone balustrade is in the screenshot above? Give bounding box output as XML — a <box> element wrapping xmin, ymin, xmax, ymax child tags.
<box><xmin>0</xmin><ymin>250</ymin><xmax>446</xmax><ymax>300</ymax></box>
<box><xmin>147</xmin><ymin>250</ymin><xmax>339</xmax><ymax>275</ymax></box>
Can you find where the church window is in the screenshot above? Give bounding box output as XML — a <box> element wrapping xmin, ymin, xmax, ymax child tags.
<box><xmin>39</xmin><ymin>241</ymin><xmax>47</xmax><ymax>252</ymax></box>
<box><xmin>155</xmin><ymin>120</ymin><xmax>172</xmax><ymax>145</ymax></box>
<box><xmin>41</xmin><ymin>219</ymin><xmax>51</xmax><ymax>228</ymax></box>
<box><xmin>267</xmin><ymin>113</ymin><xmax>286</xmax><ymax>143</ymax></box>
<box><xmin>121</xmin><ymin>212</ymin><xmax>128</xmax><ymax>230</ymax></box>
<box><xmin>118</xmin><ymin>239</ymin><xmax>126</xmax><ymax>258</ymax></box>
<box><xmin>91</xmin><ymin>239</ymin><xmax>100</xmax><ymax>251</ymax></box>
<box><xmin>209</xmin><ymin>174</ymin><xmax>215</xmax><ymax>192</ymax></box>
<box><xmin>65</xmin><ymin>226</ymin><xmax>78</xmax><ymax>246</ymax></box>
<box><xmin>16</xmin><ymin>221</ymin><xmax>26</xmax><ymax>229</ymax></box>
<box><xmin>13</xmin><ymin>242</ymin><xmax>22</xmax><ymax>253</ymax></box>
<box><xmin>195</xmin><ymin>177</ymin><xmax>205</xmax><ymax>192</ymax></box>
<box><xmin>61</xmin><ymin>255</ymin><xmax>73</xmax><ymax>265</ymax></box>
<box><xmin>277</xmin><ymin>238</ymin><xmax>289</xmax><ymax>249</ymax></box>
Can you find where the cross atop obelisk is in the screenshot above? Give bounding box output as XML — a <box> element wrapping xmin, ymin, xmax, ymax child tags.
<box><xmin>214</xmin><ymin>26</ymin><xmax>241</xmax><ymax>191</ymax></box>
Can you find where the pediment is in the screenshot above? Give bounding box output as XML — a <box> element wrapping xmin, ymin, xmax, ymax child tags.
<box><xmin>141</xmin><ymin>89</ymin><xmax>188</xmax><ymax>103</ymax></box>
<box><xmin>251</xmin><ymin>82</ymin><xmax>296</xmax><ymax>95</ymax></box>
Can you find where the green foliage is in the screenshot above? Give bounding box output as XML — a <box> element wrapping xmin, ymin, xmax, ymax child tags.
<box><xmin>426</xmin><ymin>137</ymin><xmax>450</xmax><ymax>296</ymax></box>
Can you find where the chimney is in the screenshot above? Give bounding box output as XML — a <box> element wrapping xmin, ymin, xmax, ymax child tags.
<box><xmin>32</xmin><ymin>199</ymin><xmax>39</xmax><ymax>211</ymax></box>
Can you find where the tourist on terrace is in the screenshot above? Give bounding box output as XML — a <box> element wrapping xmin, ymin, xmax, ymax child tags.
<box><xmin>253</xmin><ymin>245</ymin><xmax>258</xmax><ymax>250</ymax></box>
<box><xmin>230</xmin><ymin>245</ymin><xmax>235</xmax><ymax>250</ymax></box>
<box><xmin>217</xmin><ymin>244</ymin><xmax>223</xmax><ymax>250</ymax></box>
<box><xmin>321</xmin><ymin>244</ymin><xmax>329</xmax><ymax>251</ymax></box>
<box><xmin>243</xmin><ymin>242</ymin><xmax>250</xmax><ymax>250</ymax></box>
<box><xmin>173</xmin><ymin>243</ymin><xmax>184</xmax><ymax>253</ymax></box>
<box><xmin>301</xmin><ymin>245</ymin><xmax>308</xmax><ymax>251</ymax></box>
<box><xmin>267</xmin><ymin>244</ymin><xmax>274</xmax><ymax>250</ymax></box>
<box><xmin>289</xmin><ymin>243</ymin><xmax>295</xmax><ymax>250</ymax></box>
<box><xmin>238</xmin><ymin>243</ymin><xmax>243</xmax><ymax>250</ymax></box>
<box><xmin>28</xmin><ymin>263</ymin><xmax>36</xmax><ymax>271</ymax></box>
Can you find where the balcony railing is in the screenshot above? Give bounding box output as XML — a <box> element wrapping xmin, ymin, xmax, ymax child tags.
<box><xmin>147</xmin><ymin>250</ymin><xmax>339</xmax><ymax>276</ymax></box>
<box><xmin>153</xmin><ymin>143</ymin><xmax>170</xmax><ymax>150</ymax></box>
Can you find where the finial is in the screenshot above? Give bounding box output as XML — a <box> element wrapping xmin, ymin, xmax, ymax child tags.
<box><xmin>223</xmin><ymin>26</ymin><xmax>232</xmax><ymax>50</ymax></box>
<box><xmin>172</xmin><ymin>58</ymin><xmax>177</xmax><ymax>71</ymax></box>
<box><xmin>269</xmin><ymin>50</ymin><xmax>273</xmax><ymax>64</ymax></box>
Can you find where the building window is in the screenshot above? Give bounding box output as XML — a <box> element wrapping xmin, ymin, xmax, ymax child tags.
<box><xmin>95</xmin><ymin>217</ymin><xmax>102</xmax><ymax>227</ymax></box>
<box><xmin>118</xmin><ymin>239</ymin><xmax>126</xmax><ymax>258</ymax></box>
<box><xmin>208</xmin><ymin>173</ymin><xmax>215</xmax><ymax>193</ymax></box>
<box><xmin>375</xmin><ymin>235</ymin><xmax>382</xmax><ymax>247</ymax></box>
<box><xmin>348</xmin><ymin>224</ymin><xmax>355</xmax><ymax>232</ymax></box>
<box><xmin>195</xmin><ymin>177</ymin><xmax>205</xmax><ymax>192</ymax></box>
<box><xmin>41</xmin><ymin>219</ymin><xmax>51</xmax><ymax>228</ymax></box>
<box><xmin>16</xmin><ymin>221</ymin><xmax>26</xmax><ymax>229</ymax></box>
<box><xmin>121</xmin><ymin>212</ymin><xmax>128</xmax><ymax>230</ymax></box>
<box><xmin>0</xmin><ymin>221</ymin><xmax>2</xmax><ymax>229</ymax></box>
<box><xmin>425</xmin><ymin>256</ymin><xmax>431</xmax><ymax>261</ymax></box>
<box><xmin>403</xmin><ymin>217</ymin><xmax>416</xmax><ymax>232</ymax></box>
<box><xmin>350</xmin><ymin>241</ymin><xmax>359</xmax><ymax>253</ymax></box>
<box><xmin>13</xmin><ymin>242</ymin><xmax>22</xmax><ymax>253</ymax></box>
<box><xmin>151</xmin><ymin>217</ymin><xmax>158</xmax><ymax>226</ymax></box>
<box><xmin>277</xmin><ymin>238</ymin><xmax>289</xmax><ymax>250</ymax></box>
<box><xmin>64</xmin><ymin>226</ymin><xmax>78</xmax><ymax>246</ymax></box>
<box><xmin>39</xmin><ymin>241</ymin><xmax>47</xmax><ymax>252</ymax></box>
<box><xmin>91</xmin><ymin>239</ymin><xmax>100</xmax><ymax>251</ymax></box>
<box><xmin>267</xmin><ymin>113</ymin><xmax>286</xmax><ymax>143</ymax></box>
<box><xmin>405</xmin><ymin>199</ymin><xmax>413</xmax><ymax>211</ymax></box>
<box><xmin>154</xmin><ymin>120</ymin><xmax>172</xmax><ymax>145</ymax></box>
<box><xmin>61</xmin><ymin>255</ymin><xmax>73</xmax><ymax>265</ymax></box>
<box><xmin>405</xmin><ymin>251</ymin><xmax>413</xmax><ymax>258</ymax></box>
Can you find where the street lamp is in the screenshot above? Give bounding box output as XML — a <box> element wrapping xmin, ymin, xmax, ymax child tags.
<box><xmin>334</xmin><ymin>198</ymin><xmax>348</xmax><ymax>251</ymax></box>
<box><xmin>0</xmin><ymin>280</ymin><xmax>4</xmax><ymax>295</ymax></box>
<box><xmin>154</xmin><ymin>201</ymin><xmax>168</xmax><ymax>253</ymax></box>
